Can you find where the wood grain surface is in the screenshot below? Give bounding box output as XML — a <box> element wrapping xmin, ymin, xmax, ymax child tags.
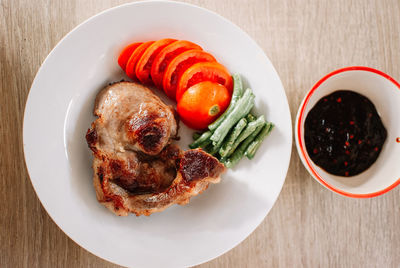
<box><xmin>1</xmin><ymin>0</ymin><xmax>400</xmax><ymax>267</ymax></box>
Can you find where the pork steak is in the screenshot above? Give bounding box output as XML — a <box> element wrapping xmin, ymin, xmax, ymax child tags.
<box><xmin>86</xmin><ymin>82</ymin><xmax>225</xmax><ymax>216</ymax></box>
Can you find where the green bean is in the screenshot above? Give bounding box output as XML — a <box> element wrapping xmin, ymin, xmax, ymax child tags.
<box><xmin>192</xmin><ymin>132</ymin><xmax>202</xmax><ymax>140</ymax></box>
<box><xmin>223</xmin><ymin>124</ymin><xmax>264</xmax><ymax>168</ymax></box>
<box><xmin>208</xmin><ymin>142</ymin><xmax>222</xmax><ymax>156</ymax></box>
<box><xmin>223</xmin><ymin>155</ymin><xmax>240</xmax><ymax>168</ymax></box>
<box><xmin>204</xmin><ymin>143</ymin><xmax>215</xmax><ymax>154</ymax></box>
<box><xmin>245</xmin><ymin>123</ymin><xmax>274</xmax><ymax>159</ymax></box>
<box><xmin>210</xmin><ymin>88</ymin><xmax>255</xmax><ymax>147</ymax></box>
<box><xmin>208</xmin><ymin>73</ymin><xmax>244</xmax><ymax>131</ymax></box>
<box><xmin>198</xmin><ymin>138</ymin><xmax>212</xmax><ymax>149</ymax></box>
<box><xmin>246</xmin><ymin>113</ymin><xmax>256</xmax><ymax>122</ymax></box>
<box><xmin>219</xmin><ymin>118</ymin><xmax>247</xmax><ymax>158</ymax></box>
<box><xmin>189</xmin><ymin>131</ymin><xmax>212</xmax><ymax>149</ymax></box>
<box><xmin>239</xmin><ymin>124</ymin><xmax>265</xmax><ymax>151</ymax></box>
<box><xmin>226</xmin><ymin>115</ymin><xmax>266</xmax><ymax>157</ymax></box>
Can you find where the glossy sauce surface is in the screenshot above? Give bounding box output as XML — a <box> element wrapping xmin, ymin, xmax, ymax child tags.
<box><xmin>305</xmin><ymin>90</ymin><xmax>387</xmax><ymax>177</ymax></box>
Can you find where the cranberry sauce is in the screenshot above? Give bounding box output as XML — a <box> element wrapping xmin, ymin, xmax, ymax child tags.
<box><xmin>304</xmin><ymin>90</ymin><xmax>387</xmax><ymax>177</ymax></box>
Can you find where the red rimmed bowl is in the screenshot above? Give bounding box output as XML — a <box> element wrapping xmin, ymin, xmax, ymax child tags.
<box><xmin>295</xmin><ymin>66</ymin><xmax>400</xmax><ymax>198</ymax></box>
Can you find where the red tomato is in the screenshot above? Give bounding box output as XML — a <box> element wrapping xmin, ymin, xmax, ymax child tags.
<box><xmin>162</xmin><ymin>50</ymin><xmax>216</xmax><ymax>100</ymax></box>
<box><xmin>117</xmin><ymin>42</ymin><xmax>142</xmax><ymax>71</ymax></box>
<box><xmin>176</xmin><ymin>62</ymin><xmax>233</xmax><ymax>101</ymax></box>
<box><xmin>135</xmin><ymin>38</ymin><xmax>176</xmax><ymax>85</ymax></box>
<box><xmin>125</xmin><ymin>41</ymin><xmax>154</xmax><ymax>80</ymax></box>
<box><xmin>150</xmin><ymin>40</ymin><xmax>202</xmax><ymax>88</ymax></box>
<box><xmin>177</xmin><ymin>81</ymin><xmax>231</xmax><ymax>130</ymax></box>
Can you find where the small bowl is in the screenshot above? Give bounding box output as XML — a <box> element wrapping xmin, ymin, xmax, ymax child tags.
<box><xmin>295</xmin><ymin>66</ymin><xmax>400</xmax><ymax>198</ymax></box>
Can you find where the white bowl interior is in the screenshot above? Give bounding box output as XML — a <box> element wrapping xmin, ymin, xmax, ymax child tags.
<box><xmin>23</xmin><ymin>2</ymin><xmax>292</xmax><ymax>267</ymax></box>
<box><xmin>297</xmin><ymin>69</ymin><xmax>400</xmax><ymax>195</ymax></box>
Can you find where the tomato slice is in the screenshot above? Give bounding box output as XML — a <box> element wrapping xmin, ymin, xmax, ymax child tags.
<box><xmin>125</xmin><ymin>41</ymin><xmax>154</xmax><ymax>80</ymax></box>
<box><xmin>150</xmin><ymin>40</ymin><xmax>202</xmax><ymax>88</ymax></box>
<box><xmin>176</xmin><ymin>62</ymin><xmax>233</xmax><ymax>101</ymax></box>
<box><xmin>135</xmin><ymin>38</ymin><xmax>176</xmax><ymax>85</ymax></box>
<box><xmin>117</xmin><ymin>42</ymin><xmax>143</xmax><ymax>71</ymax></box>
<box><xmin>162</xmin><ymin>50</ymin><xmax>216</xmax><ymax>100</ymax></box>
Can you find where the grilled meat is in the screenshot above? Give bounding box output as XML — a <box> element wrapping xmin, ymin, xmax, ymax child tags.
<box><xmin>86</xmin><ymin>82</ymin><xmax>225</xmax><ymax>216</ymax></box>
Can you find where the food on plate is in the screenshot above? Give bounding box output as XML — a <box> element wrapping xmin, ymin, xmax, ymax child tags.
<box><xmin>88</xmin><ymin>81</ymin><xmax>177</xmax><ymax>155</ymax></box>
<box><xmin>245</xmin><ymin>122</ymin><xmax>275</xmax><ymax>159</ymax></box>
<box><xmin>220</xmin><ymin>115</ymin><xmax>266</xmax><ymax>158</ymax></box>
<box><xmin>209</xmin><ymin>74</ymin><xmax>244</xmax><ymax>131</ymax></box>
<box><xmin>118</xmin><ymin>42</ymin><xmax>142</xmax><ymax>71</ymax></box>
<box><xmin>86</xmin><ymin>82</ymin><xmax>225</xmax><ymax>216</ymax></box>
<box><xmin>125</xmin><ymin>41</ymin><xmax>155</xmax><ymax>80</ymax></box>
<box><xmin>176</xmin><ymin>61</ymin><xmax>233</xmax><ymax>101</ymax></box>
<box><xmin>135</xmin><ymin>38</ymin><xmax>176</xmax><ymax>84</ymax></box>
<box><xmin>163</xmin><ymin>50</ymin><xmax>216</xmax><ymax>100</ymax></box>
<box><xmin>151</xmin><ymin>40</ymin><xmax>202</xmax><ymax>88</ymax></box>
<box><xmin>218</xmin><ymin>117</ymin><xmax>248</xmax><ymax>157</ymax></box>
<box><xmin>190</xmin><ymin>74</ymin><xmax>274</xmax><ymax>167</ymax></box>
<box><xmin>210</xmin><ymin>88</ymin><xmax>255</xmax><ymax>147</ymax></box>
<box><xmin>177</xmin><ymin>81</ymin><xmax>231</xmax><ymax>130</ymax></box>
<box><xmin>117</xmin><ymin>39</ymin><xmax>273</xmax><ymax>168</ymax></box>
<box><xmin>118</xmin><ymin>38</ymin><xmax>233</xmax><ymax>128</ymax></box>
<box><xmin>304</xmin><ymin>90</ymin><xmax>387</xmax><ymax>177</ymax></box>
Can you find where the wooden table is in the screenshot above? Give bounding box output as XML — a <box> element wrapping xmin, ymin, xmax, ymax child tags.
<box><xmin>1</xmin><ymin>0</ymin><xmax>399</xmax><ymax>267</ymax></box>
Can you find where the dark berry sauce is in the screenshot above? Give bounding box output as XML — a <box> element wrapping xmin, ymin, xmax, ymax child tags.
<box><xmin>304</xmin><ymin>90</ymin><xmax>387</xmax><ymax>177</ymax></box>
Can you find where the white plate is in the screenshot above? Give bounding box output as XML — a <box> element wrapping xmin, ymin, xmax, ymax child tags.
<box><xmin>23</xmin><ymin>1</ymin><xmax>292</xmax><ymax>267</ymax></box>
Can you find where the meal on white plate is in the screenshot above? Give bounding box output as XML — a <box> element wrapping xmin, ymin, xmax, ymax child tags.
<box><xmin>86</xmin><ymin>38</ymin><xmax>274</xmax><ymax>216</ymax></box>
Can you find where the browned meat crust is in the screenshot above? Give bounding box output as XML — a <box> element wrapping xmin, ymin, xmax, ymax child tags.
<box><xmin>86</xmin><ymin>82</ymin><xmax>225</xmax><ymax>216</ymax></box>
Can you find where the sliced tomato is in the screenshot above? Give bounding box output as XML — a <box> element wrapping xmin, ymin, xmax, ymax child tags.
<box><xmin>135</xmin><ymin>38</ymin><xmax>176</xmax><ymax>85</ymax></box>
<box><xmin>118</xmin><ymin>42</ymin><xmax>143</xmax><ymax>71</ymax></box>
<box><xmin>125</xmin><ymin>41</ymin><xmax>154</xmax><ymax>80</ymax></box>
<box><xmin>176</xmin><ymin>62</ymin><xmax>233</xmax><ymax>101</ymax></box>
<box><xmin>162</xmin><ymin>50</ymin><xmax>216</xmax><ymax>100</ymax></box>
<box><xmin>177</xmin><ymin>81</ymin><xmax>231</xmax><ymax>130</ymax></box>
<box><xmin>150</xmin><ymin>40</ymin><xmax>202</xmax><ymax>88</ymax></box>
